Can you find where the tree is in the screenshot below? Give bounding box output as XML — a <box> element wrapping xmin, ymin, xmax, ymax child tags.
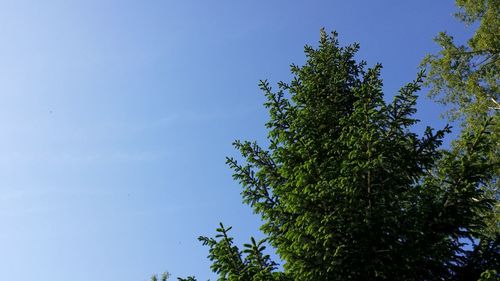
<box><xmin>194</xmin><ymin>223</ymin><xmax>288</xmax><ymax>281</ymax></box>
<box><xmin>175</xmin><ymin>29</ymin><xmax>496</xmax><ymax>280</ymax></box>
<box><xmin>421</xmin><ymin>0</ymin><xmax>499</xmax><ymax>278</ymax></box>
<box><xmin>421</xmin><ymin>0</ymin><xmax>499</xmax><ymax>121</ymax></box>
<box><xmin>149</xmin><ymin>272</ymin><xmax>170</xmax><ymax>281</ymax></box>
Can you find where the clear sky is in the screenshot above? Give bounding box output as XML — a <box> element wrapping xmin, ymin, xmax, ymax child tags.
<box><xmin>0</xmin><ymin>1</ymin><xmax>472</xmax><ymax>280</ymax></box>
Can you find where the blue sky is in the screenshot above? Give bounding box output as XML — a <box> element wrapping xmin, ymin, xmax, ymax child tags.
<box><xmin>0</xmin><ymin>1</ymin><xmax>472</xmax><ymax>280</ymax></box>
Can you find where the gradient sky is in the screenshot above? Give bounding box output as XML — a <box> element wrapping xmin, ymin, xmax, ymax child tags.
<box><xmin>0</xmin><ymin>1</ymin><xmax>473</xmax><ymax>280</ymax></box>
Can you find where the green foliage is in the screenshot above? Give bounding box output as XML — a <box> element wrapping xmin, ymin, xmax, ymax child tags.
<box><xmin>478</xmin><ymin>269</ymin><xmax>499</xmax><ymax>281</ymax></box>
<box><xmin>149</xmin><ymin>271</ymin><xmax>197</xmax><ymax>281</ymax></box>
<box><xmin>177</xmin><ymin>276</ymin><xmax>197</xmax><ymax>281</ymax></box>
<box><xmin>421</xmin><ymin>1</ymin><xmax>499</xmax><ymax>279</ymax></box>
<box><xmin>179</xmin><ymin>29</ymin><xmax>496</xmax><ymax>280</ymax></box>
<box><xmin>144</xmin><ymin>3</ymin><xmax>498</xmax><ymax>281</ymax></box>
<box><xmin>150</xmin><ymin>272</ymin><xmax>170</xmax><ymax>281</ymax></box>
<box><xmin>421</xmin><ymin>0</ymin><xmax>499</xmax><ymax>122</ymax></box>
<box><xmin>193</xmin><ymin>223</ymin><xmax>288</xmax><ymax>281</ymax></box>
<box><xmin>167</xmin><ymin>3</ymin><xmax>498</xmax><ymax>278</ymax></box>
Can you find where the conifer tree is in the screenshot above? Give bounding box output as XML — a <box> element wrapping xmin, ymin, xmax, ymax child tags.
<box><xmin>177</xmin><ymin>29</ymin><xmax>496</xmax><ymax>280</ymax></box>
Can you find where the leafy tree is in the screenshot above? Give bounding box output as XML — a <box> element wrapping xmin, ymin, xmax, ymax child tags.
<box><xmin>421</xmin><ymin>0</ymin><xmax>499</xmax><ymax>121</ymax></box>
<box><xmin>174</xmin><ymin>29</ymin><xmax>496</xmax><ymax>280</ymax></box>
<box><xmin>421</xmin><ymin>0</ymin><xmax>499</xmax><ymax>278</ymax></box>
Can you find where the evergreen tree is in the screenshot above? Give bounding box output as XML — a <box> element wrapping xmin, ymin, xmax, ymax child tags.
<box><xmin>178</xmin><ymin>29</ymin><xmax>496</xmax><ymax>280</ymax></box>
